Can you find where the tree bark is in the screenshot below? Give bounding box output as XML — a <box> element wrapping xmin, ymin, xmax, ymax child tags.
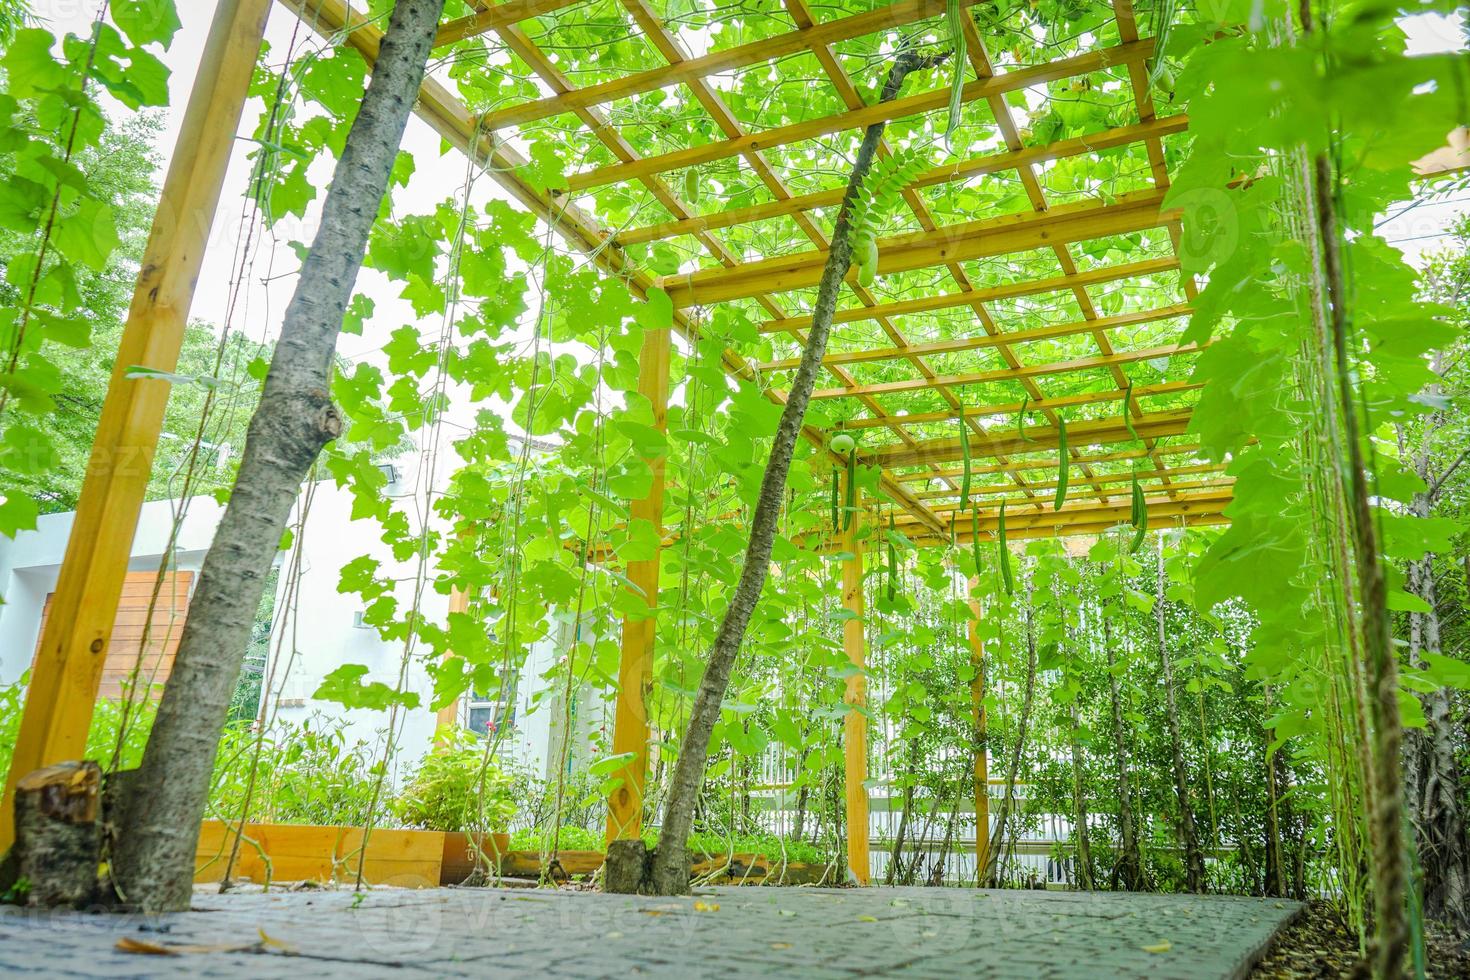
<box><xmin>1156</xmin><ymin>538</ymin><xmax>1205</xmax><ymax>892</ymax></box>
<box><xmin>1069</xmin><ymin>702</ymin><xmax>1095</xmax><ymax>890</ymax></box>
<box><xmin>1401</xmin><ymin>419</ymin><xmax>1470</xmax><ymax>933</ymax></box>
<box><xmin>11</xmin><ymin>761</ymin><xmax>102</xmax><ymax>908</ymax></box>
<box><xmin>985</xmin><ymin>584</ymin><xmax>1038</xmax><ymax>886</ymax></box>
<box><xmin>1103</xmin><ymin>615</ymin><xmax>1144</xmax><ymax>891</ymax></box>
<box><xmin>110</xmin><ymin>0</ymin><xmax>448</xmax><ymax>912</ymax></box>
<box><xmin>641</xmin><ymin>49</ymin><xmax>946</xmax><ymax>897</ymax></box>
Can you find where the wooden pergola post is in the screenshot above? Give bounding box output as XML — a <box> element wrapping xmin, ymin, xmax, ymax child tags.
<box><xmin>841</xmin><ymin>488</ymin><xmax>870</xmax><ymax>884</ymax></box>
<box><xmin>604</xmin><ymin>323</ymin><xmax>672</xmax><ymax>843</ymax></box>
<box><xmin>0</xmin><ymin>0</ymin><xmax>273</xmax><ymax>855</ymax></box>
<box><xmin>968</xmin><ymin>576</ymin><xmax>991</xmax><ymax>884</ymax></box>
<box><xmin>433</xmin><ymin>585</ymin><xmax>473</xmax><ymax>740</ymax></box>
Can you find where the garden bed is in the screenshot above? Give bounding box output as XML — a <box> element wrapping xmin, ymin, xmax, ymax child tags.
<box><xmin>194</xmin><ymin>821</ymin><xmax>509</xmax><ymax>888</ymax></box>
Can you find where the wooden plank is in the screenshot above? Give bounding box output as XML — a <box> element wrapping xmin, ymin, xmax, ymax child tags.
<box><xmin>605</xmin><ymin>324</ymin><xmax>672</xmax><ymax>844</ymax></box>
<box><xmin>434</xmin><ymin>0</ymin><xmax>584</xmax><ymax>47</ymax></box>
<box><xmin>618</xmin><ymin>116</ymin><xmax>1188</xmax><ymax>247</ymax></box>
<box><xmin>759</xmin><ymin>257</ymin><xmax>1180</xmax><ymax>333</ymax></box>
<box><xmin>565</xmin><ymin>40</ymin><xmax>1154</xmax><ymax>193</ymax></box>
<box><xmin>338</xmin><ymin>827</ymin><xmax>445</xmax><ymax>888</ymax></box>
<box><xmin>483</xmin><ymin>0</ymin><xmax>981</xmax><ymax>129</ymax></box>
<box><xmin>758</xmin><ymin>304</ymin><xmax>1191</xmax><ymax>371</ymax></box>
<box><xmin>867</xmin><ymin>408</ymin><xmax>1197</xmax><ymax>467</ymax></box>
<box><xmin>842</xmin><ymin>484</ymin><xmax>870</xmax><ymax>885</ymax></box>
<box><xmin>661</xmin><ymin>192</ymin><xmax>1174</xmax><ymax>308</ymax></box>
<box><xmin>841</xmin><ymin>381</ymin><xmax>1200</xmax><ymax>431</ymax></box>
<box><xmin>811</xmin><ymin>342</ymin><xmax>1203</xmax><ymax>404</ymax></box>
<box><xmin>0</xmin><ymin>0</ymin><xmax>272</xmax><ymax>855</ymax></box>
<box><xmin>434</xmin><ymin>585</ymin><xmax>472</xmax><ymax>738</ymax></box>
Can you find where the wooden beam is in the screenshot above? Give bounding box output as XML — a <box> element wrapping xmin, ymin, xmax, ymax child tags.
<box><xmin>898</xmin><ymin>440</ymin><xmax>1208</xmax><ymax>483</ymax></box>
<box><xmin>901</xmin><ymin>490</ymin><xmax>1234</xmax><ymax>536</ymax></box>
<box><xmin>867</xmin><ymin>408</ymin><xmax>1197</xmax><ymax>467</ymax></box>
<box><xmin>841</xmin><ymin>381</ymin><xmax>1200</xmax><ymax>430</ymax></box>
<box><xmin>434</xmin><ymin>0</ymin><xmax>583</xmax><ymax>47</ymax></box>
<box><xmin>930</xmin><ymin>477</ymin><xmax>1236</xmax><ymax>512</ymax></box>
<box><xmin>759</xmin><ymin>257</ymin><xmax>1180</xmax><ymax>333</ymax></box>
<box><xmin>920</xmin><ymin>469</ymin><xmax>1231</xmax><ymax>504</ymax></box>
<box><xmin>433</xmin><ymin>585</ymin><xmax>472</xmax><ymax>741</ymax></box>
<box><xmin>842</xmin><ymin>491</ymin><xmax>870</xmax><ymax>885</ymax></box>
<box><xmin>811</xmin><ymin>341</ymin><xmax>1204</xmax><ymax>403</ymax></box>
<box><xmin>615</xmin><ymin>116</ymin><xmax>1189</xmax><ymax>247</ymax></box>
<box><xmin>565</xmin><ymin>39</ymin><xmax>1154</xmax><ymax>193</ymax></box>
<box><xmin>662</xmin><ymin>191</ymin><xmax>1174</xmax><ymax>308</ymax></box>
<box><xmin>482</xmin><ymin>0</ymin><xmax>980</xmax><ymax>129</ymax></box>
<box><xmin>605</xmin><ymin>324</ymin><xmax>672</xmax><ymax>844</ymax></box>
<box><xmin>759</xmin><ymin>304</ymin><xmax>1192</xmax><ymax>372</ymax></box>
<box><xmin>0</xmin><ymin>0</ymin><xmax>274</xmax><ymax>855</ymax></box>
<box><xmin>967</xmin><ymin>578</ymin><xmax>989</xmax><ymax>883</ymax></box>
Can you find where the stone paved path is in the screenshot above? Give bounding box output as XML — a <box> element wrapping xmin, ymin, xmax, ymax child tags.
<box><xmin>0</xmin><ymin>885</ymin><xmax>1301</xmax><ymax>978</ymax></box>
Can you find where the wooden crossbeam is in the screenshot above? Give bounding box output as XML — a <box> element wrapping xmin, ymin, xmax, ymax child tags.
<box><xmin>811</xmin><ymin>341</ymin><xmax>1203</xmax><ymax>402</ymax></box>
<box><xmin>615</xmin><ymin>116</ymin><xmax>1188</xmax><ymax>247</ymax></box>
<box><xmin>898</xmin><ymin>440</ymin><xmax>1207</xmax><ymax>483</ymax></box>
<box><xmin>662</xmin><ymin>190</ymin><xmax>1174</xmax><ymax>308</ymax></box>
<box><xmin>565</xmin><ymin>40</ymin><xmax>1154</xmax><ymax>193</ymax></box>
<box><xmin>900</xmin><ymin>489</ymin><xmax>1234</xmax><ymax>535</ymax></box>
<box><xmin>760</xmin><ymin>257</ymin><xmax>1180</xmax><ymax>333</ymax></box>
<box><xmin>916</xmin><ymin>464</ymin><xmax>1229</xmax><ymax>502</ymax></box>
<box><xmin>868</xmin><ymin>407</ymin><xmax>1197</xmax><ymax>467</ymax></box>
<box><xmin>435</xmin><ymin>0</ymin><xmax>583</xmax><ymax>47</ymax></box>
<box><xmin>839</xmin><ymin>380</ymin><xmax>1200</xmax><ymax>430</ymax></box>
<box><xmin>759</xmin><ymin>304</ymin><xmax>1191</xmax><ymax>371</ymax></box>
<box><xmin>904</xmin><ymin>503</ymin><xmax>1231</xmax><ymax>544</ymax></box>
<box><xmin>926</xmin><ymin>476</ymin><xmax>1235</xmax><ymax>512</ymax></box>
<box><xmin>481</xmin><ymin>0</ymin><xmax>978</xmax><ymax>128</ymax></box>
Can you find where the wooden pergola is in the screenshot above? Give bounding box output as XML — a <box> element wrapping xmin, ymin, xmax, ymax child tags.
<box><xmin>2</xmin><ymin>0</ymin><xmax>1227</xmax><ymax>884</ymax></box>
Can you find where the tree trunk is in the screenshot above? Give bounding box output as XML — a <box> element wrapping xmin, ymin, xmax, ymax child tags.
<box><xmin>985</xmin><ymin>585</ymin><xmax>1038</xmax><ymax>887</ymax></box>
<box><xmin>1103</xmin><ymin>615</ymin><xmax>1144</xmax><ymax>891</ymax></box>
<box><xmin>1404</xmin><ymin>511</ymin><xmax>1469</xmax><ymax>931</ymax></box>
<box><xmin>1156</xmin><ymin>538</ymin><xmax>1205</xmax><ymax>892</ymax></box>
<box><xmin>642</xmin><ymin>49</ymin><xmax>946</xmax><ymax>897</ymax></box>
<box><xmin>885</xmin><ymin>750</ymin><xmax>916</xmax><ymax>886</ymax></box>
<box><xmin>110</xmin><ymin>0</ymin><xmax>447</xmax><ymax>912</ymax></box>
<box><xmin>10</xmin><ymin>761</ymin><xmax>102</xmax><ymax>908</ymax></box>
<box><xmin>1069</xmin><ymin>702</ymin><xmax>1095</xmax><ymax>890</ymax></box>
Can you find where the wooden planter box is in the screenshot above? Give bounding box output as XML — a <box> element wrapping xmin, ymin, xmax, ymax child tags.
<box><xmin>195</xmin><ymin>822</ymin><xmax>507</xmax><ymax>889</ymax></box>
<box><xmin>440</xmin><ymin>831</ymin><xmax>512</xmax><ymax>884</ymax></box>
<box><xmin>496</xmin><ymin>848</ymin><xmax>603</xmax><ymax>878</ymax></box>
<box><xmin>693</xmin><ymin>854</ymin><xmax>834</xmax><ymax>885</ymax></box>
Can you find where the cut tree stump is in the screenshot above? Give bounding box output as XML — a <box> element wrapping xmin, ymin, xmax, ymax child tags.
<box><xmin>13</xmin><ymin>761</ymin><xmax>102</xmax><ymax>908</ymax></box>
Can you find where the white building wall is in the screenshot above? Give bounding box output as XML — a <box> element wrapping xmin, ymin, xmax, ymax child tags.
<box><xmin>0</xmin><ymin>496</ymin><xmax>229</xmax><ymax>685</ymax></box>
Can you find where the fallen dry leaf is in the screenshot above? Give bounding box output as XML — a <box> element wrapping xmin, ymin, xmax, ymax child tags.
<box><xmin>1141</xmin><ymin>941</ymin><xmax>1173</xmax><ymax>954</ymax></box>
<box><xmin>116</xmin><ymin>937</ymin><xmax>177</xmax><ymax>956</ymax></box>
<box><xmin>857</xmin><ymin>915</ymin><xmax>879</xmax><ymax>923</ymax></box>
<box><xmin>116</xmin><ymin>937</ymin><xmax>256</xmax><ymax>956</ymax></box>
<box><xmin>693</xmin><ymin>900</ymin><xmax>720</xmax><ymax>912</ymax></box>
<box><xmin>771</xmin><ymin>942</ymin><xmax>792</xmax><ymax>950</ymax></box>
<box><xmin>257</xmin><ymin>928</ymin><xmax>298</xmax><ymax>954</ymax></box>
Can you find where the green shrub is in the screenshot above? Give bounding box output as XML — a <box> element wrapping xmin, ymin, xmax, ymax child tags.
<box><xmin>391</xmin><ymin>728</ymin><xmax>515</xmax><ymax>833</ymax></box>
<box><xmin>210</xmin><ymin>714</ymin><xmax>389</xmax><ymax>827</ymax></box>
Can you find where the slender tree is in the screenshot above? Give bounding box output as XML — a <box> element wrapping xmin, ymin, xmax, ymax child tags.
<box><xmin>111</xmin><ymin>0</ymin><xmax>449</xmax><ymax>911</ymax></box>
<box><xmin>1156</xmin><ymin>537</ymin><xmax>1206</xmax><ymax>892</ymax></box>
<box><xmin>637</xmin><ymin>48</ymin><xmax>947</xmax><ymax>896</ymax></box>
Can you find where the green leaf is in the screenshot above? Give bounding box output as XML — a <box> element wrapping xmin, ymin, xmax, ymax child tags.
<box><xmin>314</xmin><ymin>664</ymin><xmax>420</xmax><ymax>711</ymax></box>
<box><xmin>111</xmin><ymin>0</ymin><xmax>183</xmax><ymax>49</ymax></box>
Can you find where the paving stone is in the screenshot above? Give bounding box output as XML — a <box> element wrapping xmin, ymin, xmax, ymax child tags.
<box><xmin>0</xmin><ymin>885</ymin><xmax>1299</xmax><ymax>978</ymax></box>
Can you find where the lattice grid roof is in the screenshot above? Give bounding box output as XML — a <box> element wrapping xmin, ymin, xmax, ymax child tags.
<box><xmin>279</xmin><ymin>0</ymin><xmax>1230</xmax><ymax>544</ymax></box>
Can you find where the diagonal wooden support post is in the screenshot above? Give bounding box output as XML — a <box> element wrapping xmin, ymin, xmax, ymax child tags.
<box><xmin>842</xmin><ymin>484</ymin><xmax>870</xmax><ymax>885</ymax></box>
<box><xmin>604</xmin><ymin>323</ymin><xmax>672</xmax><ymax>844</ymax></box>
<box><xmin>0</xmin><ymin>0</ymin><xmax>274</xmax><ymax>855</ymax></box>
